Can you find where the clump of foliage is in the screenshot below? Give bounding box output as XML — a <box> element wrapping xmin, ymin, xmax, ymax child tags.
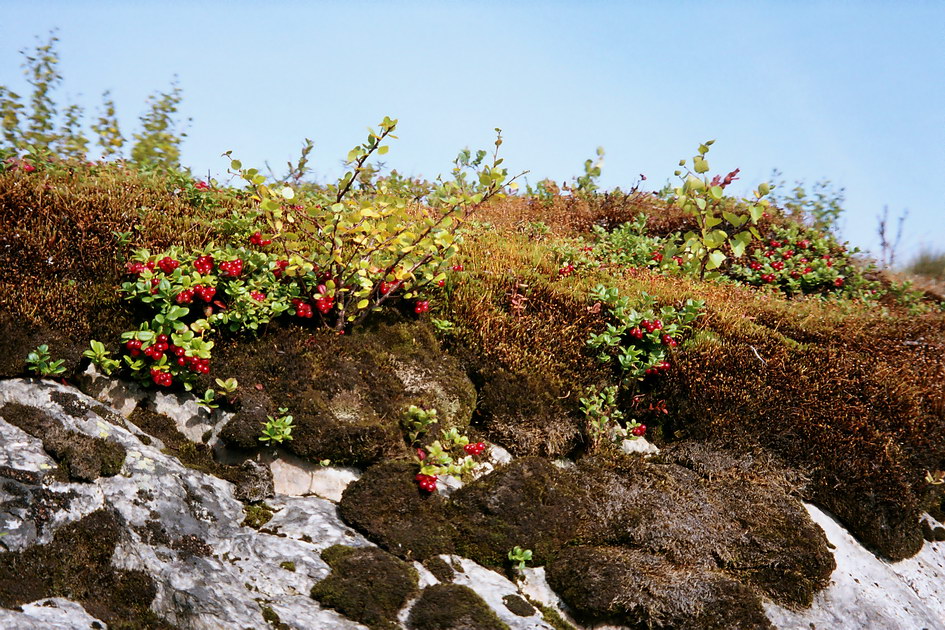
<box><xmin>25</xmin><ymin>344</ymin><xmax>66</xmax><ymax>377</ymax></box>
<box><xmin>259</xmin><ymin>407</ymin><xmax>294</xmax><ymax>445</ymax></box>
<box><xmin>587</xmin><ymin>286</ymin><xmax>704</xmax><ymax>382</ymax></box>
<box><xmin>230</xmin><ymin>118</ymin><xmax>517</xmax><ymax>331</ymax></box>
<box><xmin>0</xmin><ymin>32</ymin><xmax>187</xmax><ymax>168</ymax></box>
<box><xmin>665</xmin><ymin>140</ymin><xmax>771</xmax><ymax>280</ymax></box>
<box><xmin>404</xmin><ymin>405</ymin><xmax>487</xmax><ymax>492</ymax></box>
<box><xmin>728</xmin><ymin>223</ymin><xmax>879</xmax><ymax>298</ymax></box>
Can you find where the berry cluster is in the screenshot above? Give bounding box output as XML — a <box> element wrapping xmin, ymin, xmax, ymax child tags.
<box><xmin>157</xmin><ymin>257</ymin><xmax>180</xmax><ymax>274</ymax></box>
<box><xmin>558</xmin><ymin>263</ymin><xmax>576</xmax><ymax>277</ymax></box>
<box><xmin>150</xmin><ymin>368</ymin><xmax>173</xmax><ymax>387</ymax></box>
<box><xmin>193</xmin><ymin>255</ymin><xmax>215</xmax><ymax>275</ymax></box>
<box><xmin>291</xmin><ymin>298</ymin><xmax>314</xmax><ymax>318</ymax></box>
<box><xmin>248</xmin><ymin>232</ymin><xmax>272</xmax><ymax>247</ymax></box>
<box><xmin>729</xmin><ymin>226</ymin><xmax>870</xmax><ymax>297</ymax></box>
<box><xmin>219</xmin><ymin>259</ymin><xmax>244</xmax><ymax>277</ymax></box>
<box><xmin>463</xmin><ymin>441</ymin><xmax>486</xmax><ymax>456</ymax></box>
<box><xmin>631</xmin><ymin>424</ymin><xmax>647</xmax><ymax>437</ymax></box>
<box><xmin>415</xmin><ymin>474</ymin><xmax>437</xmax><ymax>492</ymax></box>
<box><xmin>414</xmin><ymin>300</ymin><xmax>429</xmax><ymax>314</ymax></box>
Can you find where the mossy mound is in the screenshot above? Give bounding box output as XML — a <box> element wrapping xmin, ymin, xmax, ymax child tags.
<box><xmin>215</xmin><ymin>316</ymin><xmax>475</xmax><ymax>466</ymax></box>
<box><xmin>0</xmin><ymin>509</ymin><xmax>173</xmax><ymax>629</ymax></box>
<box><xmin>577</xmin><ymin>445</ymin><xmax>835</xmax><ymax>608</ymax></box>
<box><xmin>546</xmin><ymin>545</ymin><xmax>773</xmax><ymax>630</ymax></box>
<box><xmin>0</xmin><ymin>401</ymin><xmax>126</xmax><ymax>481</ymax></box>
<box><xmin>450</xmin><ymin>457</ymin><xmax>595</xmax><ymax>567</ymax></box>
<box><xmin>338</xmin><ymin>461</ymin><xmax>455</xmax><ymax>561</ymax></box>
<box><xmin>310</xmin><ymin>544</ymin><xmax>418</xmax><ymax>630</ymax></box>
<box><xmin>666</xmin><ymin>311</ymin><xmax>945</xmax><ymax>560</ymax></box>
<box><xmin>406</xmin><ymin>584</ymin><xmax>509</xmax><ymax>630</ymax></box>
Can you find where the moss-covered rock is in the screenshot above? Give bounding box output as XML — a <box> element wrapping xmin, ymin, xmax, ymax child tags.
<box><xmin>406</xmin><ymin>584</ymin><xmax>509</xmax><ymax>630</ymax></box>
<box><xmin>338</xmin><ymin>461</ymin><xmax>455</xmax><ymax>561</ymax></box>
<box><xmin>310</xmin><ymin>544</ymin><xmax>418</xmax><ymax>630</ymax></box>
<box><xmin>215</xmin><ymin>317</ymin><xmax>475</xmax><ymax>466</ymax></box>
<box><xmin>450</xmin><ymin>457</ymin><xmax>595</xmax><ymax>567</ymax></box>
<box><xmin>0</xmin><ymin>401</ymin><xmax>126</xmax><ymax>481</ymax></box>
<box><xmin>0</xmin><ymin>509</ymin><xmax>173</xmax><ymax>629</ymax></box>
<box><xmin>575</xmin><ymin>446</ymin><xmax>834</xmax><ymax>608</ymax></box>
<box><xmin>546</xmin><ymin>546</ymin><xmax>773</xmax><ymax>630</ymax></box>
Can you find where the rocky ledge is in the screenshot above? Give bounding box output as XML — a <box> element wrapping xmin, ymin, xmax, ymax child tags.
<box><xmin>0</xmin><ymin>378</ymin><xmax>941</xmax><ymax>629</ymax></box>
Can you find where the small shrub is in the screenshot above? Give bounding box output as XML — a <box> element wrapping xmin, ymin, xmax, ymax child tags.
<box><xmin>26</xmin><ymin>344</ymin><xmax>65</xmax><ymax>377</ymax></box>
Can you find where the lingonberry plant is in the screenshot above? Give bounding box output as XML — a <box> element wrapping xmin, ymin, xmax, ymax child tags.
<box><xmin>728</xmin><ymin>224</ymin><xmax>879</xmax><ymax>298</ymax></box>
<box><xmin>587</xmin><ymin>286</ymin><xmax>704</xmax><ymax>383</ymax></box>
<box><xmin>667</xmin><ymin>141</ymin><xmax>771</xmax><ymax>280</ymax></box>
<box><xmin>259</xmin><ymin>407</ymin><xmax>294</xmax><ymax>445</ymax></box>
<box><xmin>579</xmin><ymin>384</ymin><xmax>646</xmax><ymax>450</ymax></box>
<box><xmin>83</xmin><ymin>340</ymin><xmax>120</xmax><ymax>375</ymax></box>
<box><xmin>508</xmin><ymin>546</ymin><xmax>533</xmax><ymax>570</ymax></box>
<box><xmin>228</xmin><ymin>117</ymin><xmax>520</xmax><ymax>331</ymax></box>
<box><xmin>25</xmin><ymin>344</ymin><xmax>66</xmax><ymax>377</ymax></box>
<box><xmin>405</xmin><ymin>406</ymin><xmax>487</xmax><ymax>492</ymax></box>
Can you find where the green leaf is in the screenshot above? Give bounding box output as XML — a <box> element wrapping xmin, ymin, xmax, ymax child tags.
<box><xmin>749</xmin><ymin>205</ymin><xmax>764</xmax><ymax>222</ymax></box>
<box><xmin>230</xmin><ymin>159</ymin><xmax>242</xmax><ymax>170</ymax></box>
<box><xmin>693</xmin><ymin>157</ymin><xmax>709</xmax><ymax>174</ymax></box>
<box><xmin>709</xmin><ymin>186</ymin><xmax>724</xmax><ymax>200</ymax></box>
<box><xmin>723</xmin><ymin>211</ymin><xmax>747</xmax><ymax>228</ymax></box>
<box><xmin>706</xmin><ymin>250</ymin><xmax>726</xmax><ymax>270</ymax></box>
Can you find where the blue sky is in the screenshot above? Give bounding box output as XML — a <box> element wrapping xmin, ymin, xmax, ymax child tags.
<box><xmin>2</xmin><ymin>1</ymin><xmax>943</xmax><ymax>262</ymax></box>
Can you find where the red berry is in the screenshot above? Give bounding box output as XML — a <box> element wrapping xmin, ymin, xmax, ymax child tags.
<box><xmin>176</xmin><ymin>288</ymin><xmax>194</xmax><ymax>304</ymax></box>
<box><xmin>799</xmin><ymin>240</ymin><xmax>810</xmax><ymax>249</ymax></box>
<box><xmin>651</xmin><ymin>252</ymin><xmax>663</xmax><ymax>262</ymax></box>
<box><xmin>437</xmin><ymin>279</ymin><xmax>446</xmax><ymax>288</ymax></box>
<box><xmin>629</xmin><ymin>327</ymin><xmax>643</xmax><ymax>340</ymax></box>
<box><xmin>250</xmin><ymin>291</ymin><xmax>266</xmax><ymax>301</ymax></box>
<box><xmin>158</xmin><ymin>257</ymin><xmax>179</xmax><ymax>274</ymax></box>
<box><xmin>764</xmin><ymin>251</ymin><xmax>774</xmax><ymax>258</ymax></box>
<box><xmin>631</xmin><ymin>425</ymin><xmax>647</xmax><ymax>437</ymax></box>
<box><xmin>414</xmin><ymin>300</ymin><xmax>429</xmax><ymax>314</ymax></box>
<box><xmin>834</xmin><ymin>277</ymin><xmax>844</xmax><ymax>287</ymax></box>
<box><xmin>451</xmin><ymin>264</ymin><xmax>464</xmax><ymax>272</ymax></box>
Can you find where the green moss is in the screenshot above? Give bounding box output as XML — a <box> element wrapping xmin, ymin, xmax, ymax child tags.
<box><xmin>242</xmin><ymin>503</ymin><xmax>274</xmax><ymax>529</ymax></box>
<box><xmin>279</xmin><ymin>561</ymin><xmax>296</xmax><ymax>572</ymax></box>
<box><xmin>311</xmin><ymin>545</ymin><xmax>418</xmax><ymax>630</ymax></box>
<box><xmin>529</xmin><ymin>600</ymin><xmax>578</xmax><ymax>630</ymax></box>
<box><xmin>406</xmin><ymin>584</ymin><xmax>509</xmax><ymax>630</ymax></box>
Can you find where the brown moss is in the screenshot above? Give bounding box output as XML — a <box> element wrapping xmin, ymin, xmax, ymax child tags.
<box><xmin>0</xmin><ymin>509</ymin><xmax>174</xmax><ymax>629</ymax></box>
<box><xmin>0</xmin><ymin>402</ymin><xmax>126</xmax><ymax>481</ymax></box>
<box><xmin>472</xmin><ymin>367</ymin><xmax>581</xmax><ymax>458</ymax></box>
<box><xmin>337</xmin><ymin>461</ymin><xmax>455</xmax><ymax>561</ymax></box>
<box><xmin>406</xmin><ymin>584</ymin><xmax>509</xmax><ymax>630</ymax></box>
<box><xmin>450</xmin><ymin>457</ymin><xmax>595</xmax><ymax>568</ymax></box>
<box><xmin>502</xmin><ymin>594</ymin><xmax>535</xmax><ymax>617</ymax></box>
<box><xmin>421</xmin><ymin>556</ymin><xmax>454</xmax><ymax>583</ymax></box>
<box><xmin>546</xmin><ymin>546</ymin><xmax>773</xmax><ymax>630</ymax></box>
<box><xmin>573</xmin><ymin>447</ymin><xmax>833</xmax><ymax>609</ymax></box>
<box><xmin>310</xmin><ymin>544</ymin><xmax>418</xmax><ymax>630</ymax></box>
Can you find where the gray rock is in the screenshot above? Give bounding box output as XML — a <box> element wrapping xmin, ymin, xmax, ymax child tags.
<box><xmin>0</xmin><ymin>598</ymin><xmax>105</xmax><ymax>630</ymax></box>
